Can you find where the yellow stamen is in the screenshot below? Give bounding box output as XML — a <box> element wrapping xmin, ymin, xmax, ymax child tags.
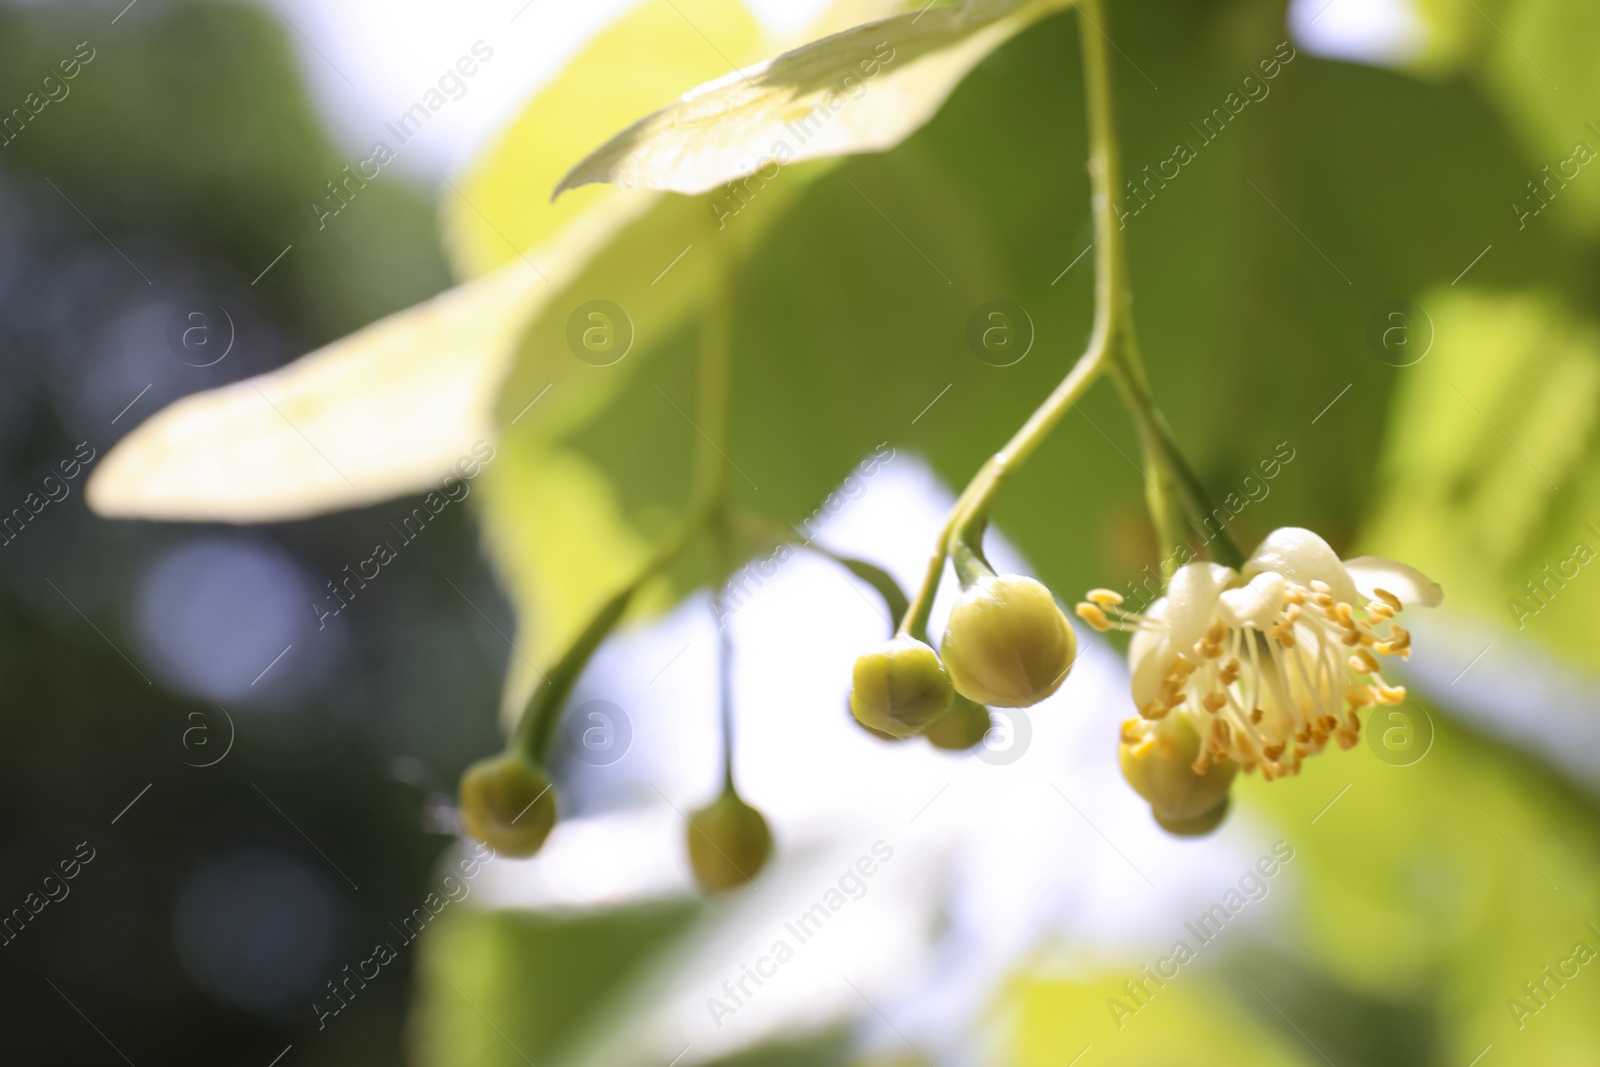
<box><xmin>1075</xmin><ymin>603</ymin><xmax>1112</xmax><ymax>631</ymax></box>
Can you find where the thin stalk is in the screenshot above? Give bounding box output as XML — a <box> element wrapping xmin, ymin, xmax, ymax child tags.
<box><xmin>712</xmin><ymin>513</ymin><xmax>737</xmax><ymax>794</ymax></box>
<box><xmin>517</xmin><ymin>502</ymin><xmax>713</xmax><ymax>763</ymax></box>
<box><xmin>897</xmin><ymin>0</ymin><xmax>1240</xmax><ymax>632</ymax></box>
<box><xmin>515</xmin><ymin>231</ymin><xmax>736</xmax><ymax>764</ymax></box>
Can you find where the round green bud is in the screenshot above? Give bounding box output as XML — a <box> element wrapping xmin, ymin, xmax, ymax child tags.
<box><xmin>457</xmin><ymin>752</ymin><xmax>558</xmax><ymax>858</ymax></box>
<box><xmin>924</xmin><ymin>694</ymin><xmax>993</xmax><ymax>751</ymax></box>
<box><xmin>1119</xmin><ymin>714</ymin><xmax>1236</xmax><ymax>834</ymax></box>
<box><xmin>687</xmin><ymin>790</ymin><xmax>773</xmax><ymax>892</ymax></box>
<box><xmin>850</xmin><ymin>700</ymin><xmax>909</xmax><ymax>743</ymax></box>
<box><xmin>849</xmin><ymin>635</ymin><xmax>954</xmax><ymax>738</ymax></box>
<box><xmin>1154</xmin><ymin>798</ymin><xmax>1230</xmax><ymax>837</ymax></box>
<box><xmin>940</xmin><ymin>574</ymin><xmax>1076</xmax><ymax>708</ymax></box>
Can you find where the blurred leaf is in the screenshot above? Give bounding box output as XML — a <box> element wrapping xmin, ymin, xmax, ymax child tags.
<box><xmin>479</xmin><ymin>163</ymin><xmax>824</xmax><ymax>720</ymax></box>
<box><xmin>1365</xmin><ymin>287</ymin><xmax>1600</xmax><ymax>666</ymax></box>
<box><xmin>87</xmin><ymin>262</ymin><xmax>537</xmax><ymax>521</ymax></box>
<box><xmin>1414</xmin><ymin>0</ymin><xmax>1600</xmax><ymax>235</ymax></box>
<box><xmin>476</xmin><ymin>445</ymin><xmax>671</xmax><ymax>723</ymax></box>
<box><xmin>1239</xmin><ymin>703</ymin><xmax>1600</xmax><ymax>1064</ymax></box>
<box><xmin>411</xmin><ymin>899</ymin><xmax>857</xmax><ymax>1067</ymax></box>
<box><xmin>446</xmin><ymin>0</ymin><xmax>766</xmax><ymax>278</ymax></box>
<box><xmin>554</xmin><ymin>0</ymin><xmax>1076</xmax><ymax>197</ymax></box>
<box><xmin>1008</xmin><ymin>966</ymin><xmax>1313</xmax><ymax>1065</ymax></box>
<box><xmin>85</xmin><ymin>202</ymin><xmax>651</xmax><ymax>523</ymax></box>
<box><xmin>411</xmin><ymin>901</ymin><xmax>701</xmax><ymax>1067</ymax></box>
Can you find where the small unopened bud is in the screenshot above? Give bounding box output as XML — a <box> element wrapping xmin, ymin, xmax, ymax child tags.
<box><xmin>850</xmin><ymin>635</ymin><xmax>954</xmax><ymax>738</ymax></box>
<box><xmin>941</xmin><ymin>574</ymin><xmax>1076</xmax><ymax>708</ymax></box>
<box><xmin>1119</xmin><ymin>714</ymin><xmax>1236</xmax><ymax>836</ymax></box>
<box><xmin>1153</xmin><ymin>798</ymin><xmax>1230</xmax><ymax>837</ymax></box>
<box><xmin>924</xmin><ymin>694</ymin><xmax>993</xmax><ymax>751</ymax></box>
<box><xmin>458</xmin><ymin>752</ymin><xmax>557</xmax><ymax>858</ymax></box>
<box><xmin>687</xmin><ymin>790</ymin><xmax>773</xmax><ymax>892</ymax></box>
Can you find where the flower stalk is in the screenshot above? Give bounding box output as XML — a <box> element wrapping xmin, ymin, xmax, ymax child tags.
<box><xmin>897</xmin><ymin>0</ymin><xmax>1241</xmax><ymax>640</ymax></box>
<box><xmin>514</xmin><ymin>225</ymin><xmax>735</xmax><ymax>765</ymax></box>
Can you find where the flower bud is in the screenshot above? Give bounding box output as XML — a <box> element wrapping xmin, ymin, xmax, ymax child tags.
<box><xmin>851</xmin><ymin>705</ymin><xmax>908</xmax><ymax>743</ymax></box>
<box><xmin>849</xmin><ymin>635</ymin><xmax>954</xmax><ymax>738</ymax></box>
<box><xmin>1119</xmin><ymin>714</ymin><xmax>1236</xmax><ymax>835</ymax></box>
<box><xmin>924</xmin><ymin>694</ymin><xmax>993</xmax><ymax>751</ymax></box>
<box><xmin>687</xmin><ymin>790</ymin><xmax>773</xmax><ymax>892</ymax></box>
<box><xmin>1153</xmin><ymin>798</ymin><xmax>1230</xmax><ymax>837</ymax></box>
<box><xmin>940</xmin><ymin>574</ymin><xmax>1076</xmax><ymax>708</ymax></box>
<box><xmin>458</xmin><ymin>752</ymin><xmax>558</xmax><ymax>858</ymax></box>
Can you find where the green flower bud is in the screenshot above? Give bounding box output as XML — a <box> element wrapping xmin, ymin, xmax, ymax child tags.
<box><xmin>687</xmin><ymin>790</ymin><xmax>773</xmax><ymax>892</ymax></box>
<box><xmin>1154</xmin><ymin>798</ymin><xmax>1230</xmax><ymax>837</ymax></box>
<box><xmin>940</xmin><ymin>574</ymin><xmax>1076</xmax><ymax>708</ymax></box>
<box><xmin>849</xmin><ymin>699</ymin><xmax>909</xmax><ymax>742</ymax></box>
<box><xmin>849</xmin><ymin>635</ymin><xmax>954</xmax><ymax>738</ymax></box>
<box><xmin>1119</xmin><ymin>714</ymin><xmax>1236</xmax><ymax>835</ymax></box>
<box><xmin>458</xmin><ymin>752</ymin><xmax>558</xmax><ymax>858</ymax></box>
<box><xmin>924</xmin><ymin>694</ymin><xmax>993</xmax><ymax>751</ymax></box>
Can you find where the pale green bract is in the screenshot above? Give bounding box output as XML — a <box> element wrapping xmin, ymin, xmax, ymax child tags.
<box><xmin>554</xmin><ymin>0</ymin><xmax>1076</xmax><ymax>198</ymax></box>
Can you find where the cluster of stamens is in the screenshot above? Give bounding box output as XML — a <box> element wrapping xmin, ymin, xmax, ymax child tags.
<box><xmin>1078</xmin><ymin>579</ymin><xmax>1411</xmax><ymax>781</ymax></box>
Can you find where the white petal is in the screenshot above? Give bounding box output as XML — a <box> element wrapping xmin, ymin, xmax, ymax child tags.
<box><xmin>1217</xmin><ymin>571</ymin><xmax>1287</xmax><ymax>629</ymax></box>
<box><xmin>1343</xmin><ymin>556</ymin><xmax>1443</xmax><ymax>608</ymax></box>
<box><xmin>1127</xmin><ymin>597</ymin><xmax>1169</xmax><ymax>707</ymax></box>
<box><xmin>1163</xmin><ymin>563</ymin><xmax>1234</xmax><ymax>652</ymax></box>
<box><xmin>1243</xmin><ymin>527</ymin><xmax>1360</xmax><ymax>604</ymax></box>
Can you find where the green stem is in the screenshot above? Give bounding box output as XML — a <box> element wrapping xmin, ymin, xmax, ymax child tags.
<box><xmin>896</xmin><ymin>0</ymin><xmax>1241</xmax><ymax>633</ymax></box>
<box><xmin>516</xmin><ymin>502</ymin><xmax>713</xmax><ymax>763</ymax></box>
<box><xmin>711</xmin><ymin>510</ymin><xmax>737</xmax><ymax>793</ymax></box>
<box><xmin>515</xmin><ymin>234</ymin><xmax>736</xmax><ymax>765</ymax></box>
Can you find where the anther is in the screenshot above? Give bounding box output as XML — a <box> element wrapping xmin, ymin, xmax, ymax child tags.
<box><xmin>1075</xmin><ymin>603</ymin><xmax>1112</xmax><ymax>631</ymax></box>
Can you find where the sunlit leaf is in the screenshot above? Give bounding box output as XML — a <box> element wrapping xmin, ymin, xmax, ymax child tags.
<box><xmin>480</xmin><ymin>164</ymin><xmax>823</xmax><ymax>722</ymax></box>
<box><xmin>444</xmin><ymin>0</ymin><xmax>765</xmax><ymax>278</ymax></box>
<box><xmin>553</xmin><ymin>0</ymin><xmax>1076</xmax><ymax>198</ymax></box>
<box><xmin>86</xmin><ymin>206</ymin><xmax>646</xmax><ymax>522</ymax></box>
<box><xmin>1364</xmin><ymin>287</ymin><xmax>1600</xmax><ymax>666</ymax></box>
<box><xmin>1010</xmin><ymin>969</ymin><xmax>1311</xmax><ymax>1066</ymax></box>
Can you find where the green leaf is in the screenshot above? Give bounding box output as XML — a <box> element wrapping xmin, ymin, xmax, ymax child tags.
<box><xmin>444</xmin><ymin>0</ymin><xmax>766</xmax><ymax>278</ymax></box>
<box><xmin>410</xmin><ymin>900</ymin><xmax>702</xmax><ymax>1067</ymax></box>
<box><xmin>1413</xmin><ymin>0</ymin><xmax>1600</xmax><ymax>236</ymax></box>
<box><xmin>85</xmin><ymin>0</ymin><xmax>769</xmax><ymax>524</ymax></box>
<box><xmin>85</xmin><ymin>207</ymin><xmax>644</xmax><ymax>523</ymax></box>
<box><xmin>553</xmin><ymin>0</ymin><xmax>1076</xmax><ymax>198</ymax></box>
<box><xmin>86</xmin><ymin>261</ymin><xmax>541</xmax><ymax>522</ymax></box>
<box><xmin>478</xmin><ymin>168</ymin><xmax>825</xmax><ymax>721</ymax></box>
<box><xmin>1364</xmin><ymin>287</ymin><xmax>1600</xmax><ymax>666</ymax></box>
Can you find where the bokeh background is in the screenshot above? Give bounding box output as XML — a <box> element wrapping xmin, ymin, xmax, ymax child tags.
<box><xmin>5</xmin><ymin>0</ymin><xmax>1600</xmax><ymax>1064</ymax></box>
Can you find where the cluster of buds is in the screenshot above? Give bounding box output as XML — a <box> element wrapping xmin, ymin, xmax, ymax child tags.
<box><xmin>850</xmin><ymin>558</ymin><xmax>1077</xmax><ymax>745</ymax></box>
